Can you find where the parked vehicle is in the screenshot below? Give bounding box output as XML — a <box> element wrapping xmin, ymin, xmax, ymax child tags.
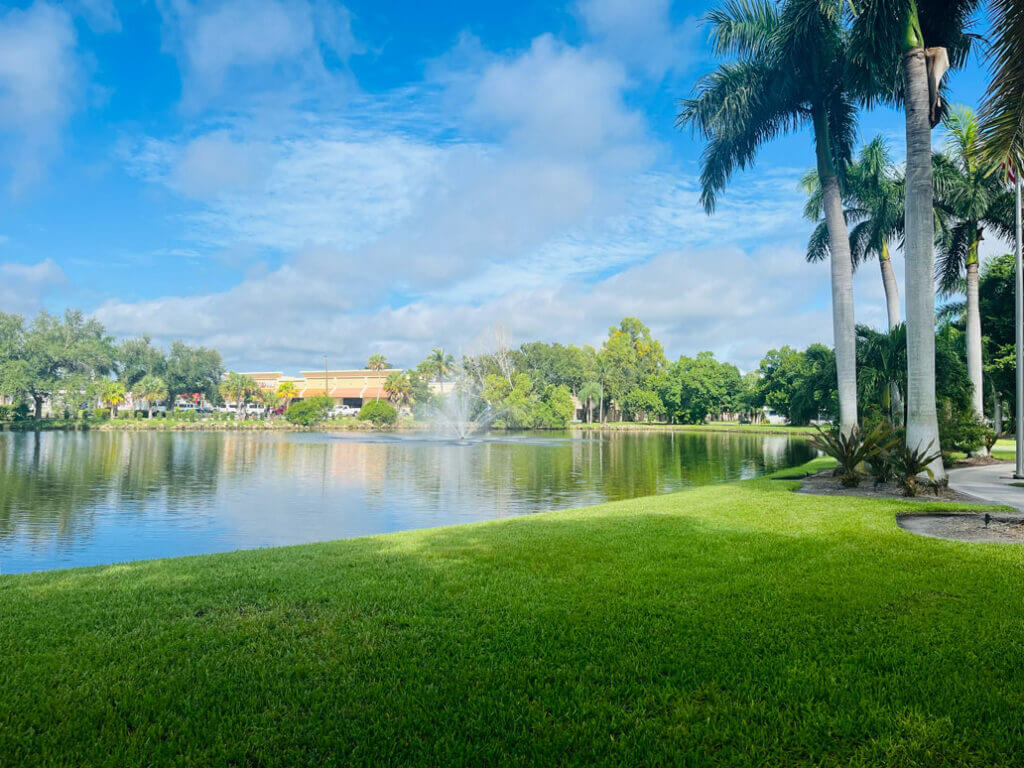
<box><xmin>330</xmin><ymin>405</ymin><xmax>359</xmax><ymax>418</ymax></box>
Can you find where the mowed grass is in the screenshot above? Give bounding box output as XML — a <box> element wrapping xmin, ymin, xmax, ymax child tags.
<box><xmin>3</xmin><ymin>460</ymin><xmax>1024</xmax><ymax>766</ymax></box>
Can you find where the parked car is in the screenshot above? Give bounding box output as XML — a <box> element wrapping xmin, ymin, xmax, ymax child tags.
<box><xmin>330</xmin><ymin>405</ymin><xmax>359</xmax><ymax>418</ymax></box>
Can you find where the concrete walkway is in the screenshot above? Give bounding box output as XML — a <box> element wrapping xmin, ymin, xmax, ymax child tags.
<box><xmin>947</xmin><ymin>463</ymin><xmax>1024</xmax><ymax>510</ymax></box>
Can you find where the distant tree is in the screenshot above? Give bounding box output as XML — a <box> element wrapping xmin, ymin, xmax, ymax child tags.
<box><xmin>578</xmin><ymin>381</ymin><xmax>602</xmax><ymax>424</ymax></box>
<box><xmin>133</xmin><ymin>374</ymin><xmax>168</xmax><ymax>419</ymax></box>
<box><xmin>276</xmin><ymin>380</ymin><xmax>298</xmax><ymax>404</ymax></box>
<box><xmin>117</xmin><ymin>336</ymin><xmax>166</xmax><ymax>389</ymax></box>
<box><xmin>619</xmin><ymin>388</ymin><xmax>664</xmax><ymax>423</ymax></box>
<box><xmin>367</xmin><ymin>353</ymin><xmax>389</xmax><ymax>372</ymax></box>
<box><xmin>426</xmin><ymin>348</ymin><xmax>455</xmax><ymax>384</ymax></box>
<box><xmin>383</xmin><ymin>370</ymin><xmax>413</xmax><ymax>414</ymax></box>
<box><xmin>101</xmin><ymin>380</ymin><xmax>127</xmax><ymax>419</ymax></box>
<box><xmin>165</xmin><ymin>341</ymin><xmax>223</xmax><ymax>406</ymax></box>
<box><xmin>219</xmin><ymin>371</ymin><xmax>259</xmax><ymax>418</ymax></box>
<box><xmin>599</xmin><ymin>318</ymin><xmax>666</xmax><ymax>407</ymax></box>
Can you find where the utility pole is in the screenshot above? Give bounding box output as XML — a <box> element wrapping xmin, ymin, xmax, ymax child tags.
<box><xmin>324</xmin><ymin>356</ymin><xmax>329</xmax><ymax>401</ymax></box>
<box><xmin>1016</xmin><ymin>174</ymin><xmax>1023</xmax><ymax>478</ymax></box>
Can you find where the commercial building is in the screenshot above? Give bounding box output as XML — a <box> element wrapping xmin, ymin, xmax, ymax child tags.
<box><xmin>241</xmin><ymin>369</ymin><xmax>397</xmax><ymax>408</ymax></box>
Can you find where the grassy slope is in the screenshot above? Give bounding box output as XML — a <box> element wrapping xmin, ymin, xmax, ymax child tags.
<box><xmin>2</xmin><ymin>460</ymin><xmax>1023</xmax><ymax>766</ymax></box>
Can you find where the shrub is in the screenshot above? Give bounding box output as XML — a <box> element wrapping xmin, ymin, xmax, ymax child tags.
<box><xmin>285</xmin><ymin>396</ymin><xmax>332</xmax><ymax>426</ymax></box>
<box><xmin>0</xmin><ymin>405</ymin><xmax>11</xmax><ymax>421</ymax></box>
<box><xmin>358</xmin><ymin>400</ymin><xmax>398</xmax><ymax>427</ymax></box>
<box><xmin>90</xmin><ymin>408</ymin><xmax>110</xmax><ymax>421</ymax></box>
<box><xmin>938</xmin><ymin>409</ymin><xmax>987</xmax><ymax>454</ymax></box>
<box><xmin>984</xmin><ymin>430</ymin><xmax>999</xmax><ymax>452</ymax></box>
<box><xmin>809</xmin><ymin>424</ymin><xmax>895</xmax><ymax>488</ymax></box>
<box><xmin>890</xmin><ymin>441</ymin><xmax>943</xmax><ymax>497</ymax></box>
<box><xmin>13</xmin><ymin>402</ymin><xmax>30</xmax><ymax>421</ymax></box>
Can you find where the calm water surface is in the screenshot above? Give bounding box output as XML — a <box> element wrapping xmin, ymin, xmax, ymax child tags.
<box><xmin>0</xmin><ymin>430</ymin><xmax>814</xmax><ymax>574</ymax></box>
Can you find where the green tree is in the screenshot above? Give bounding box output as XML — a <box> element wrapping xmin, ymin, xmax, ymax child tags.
<box><xmin>383</xmin><ymin>370</ymin><xmax>413</xmax><ymax>414</ymax></box>
<box><xmin>165</xmin><ymin>341</ymin><xmax>223</xmax><ymax>406</ymax></box>
<box><xmin>934</xmin><ymin>106</ymin><xmax>1014</xmax><ymax>429</ymax></box>
<box><xmin>851</xmin><ymin>0</ymin><xmax>978</xmax><ymax>480</ymax></box>
<box><xmin>978</xmin><ymin>0</ymin><xmax>1024</xmax><ymax>168</ymax></box>
<box><xmin>101</xmin><ymin>380</ymin><xmax>127</xmax><ymax>419</ymax></box>
<box><xmin>219</xmin><ymin>372</ymin><xmax>259</xmax><ymax>418</ymax></box>
<box><xmin>578</xmin><ymin>381</ymin><xmax>602</xmax><ymax>424</ymax></box>
<box><xmin>133</xmin><ymin>374</ymin><xmax>168</xmax><ymax>419</ymax></box>
<box><xmin>804</xmin><ymin>136</ymin><xmax>905</xmax><ymax>329</ymax></box>
<box><xmin>679</xmin><ymin>0</ymin><xmax>859</xmax><ymax>435</ymax></box>
<box><xmin>599</xmin><ymin>318</ymin><xmax>666</xmax><ymax>408</ymax></box>
<box><xmin>117</xmin><ymin>336</ymin><xmax>166</xmax><ymax>390</ymax></box>
<box><xmin>426</xmin><ymin>348</ymin><xmax>455</xmax><ymax>384</ymax></box>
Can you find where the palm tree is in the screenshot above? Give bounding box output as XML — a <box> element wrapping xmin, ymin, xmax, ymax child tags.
<box><xmin>857</xmin><ymin>324</ymin><xmax>907</xmax><ymax>423</ymax></box>
<box><xmin>578</xmin><ymin>381</ymin><xmax>602</xmax><ymax>424</ymax></box>
<box><xmin>101</xmin><ymin>380</ymin><xmax>126</xmax><ymax>419</ymax></box>
<box><xmin>256</xmin><ymin>387</ymin><xmax>282</xmax><ymax>419</ymax></box>
<box><xmin>219</xmin><ymin>371</ymin><xmax>258</xmax><ymax>419</ymax></box>
<box><xmin>133</xmin><ymin>374</ymin><xmax>168</xmax><ymax>419</ymax></box>
<box><xmin>978</xmin><ymin>0</ymin><xmax>1024</xmax><ymax>169</ymax></box>
<box><xmin>383</xmin><ymin>370</ymin><xmax>413</xmax><ymax>415</ymax></box>
<box><xmin>851</xmin><ymin>0</ymin><xmax>978</xmax><ymax>479</ymax></box>
<box><xmin>934</xmin><ymin>106</ymin><xmax>1014</xmax><ymax>430</ymax></box>
<box><xmin>428</xmin><ymin>348</ymin><xmax>455</xmax><ymax>384</ymax></box>
<box><xmin>366</xmin><ymin>353</ymin><xmax>389</xmax><ymax>372</ymax></box>
<box><xmin>276</xmin><ymin>380</ymin><xmax>298</xmax><ymax>406</ymax></box>
<box><xmin>804</xmin><ymin>136</ymin><xmax>905</xmax><ymax>330</ymax></box>
<box><xmin>678</xmin><ymin>0</ymin><xmax>859</xmax><ymax>436</ymax></box>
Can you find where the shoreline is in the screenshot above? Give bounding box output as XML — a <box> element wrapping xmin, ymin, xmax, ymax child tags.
<box><xmin>0</xmin><ymin>419</ymin><xmax>818</xmax><ymax>436</ymax></box>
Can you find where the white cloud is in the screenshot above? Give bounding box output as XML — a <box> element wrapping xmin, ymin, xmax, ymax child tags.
<box><xmin>0</xmin><ymin>259</ymin><xmax>65</xmax><ymax>314</ymax></box>
<box><xmin>158</xmin><ymin>0</ymin><xmax>360</xmax><ymax>110</ymax></box>
<box><xmin>576</xmin><ymin>0</ymin><xmax>699</xmax><ymax>78</ymax></box>
<box><xmin>104</xmin><ymin>24</ymin><xmax>861</xmax><ymax>372</ymax></box>
<box><xmin>69</xmin><ymin>0</ymin><xmax>121</xmax><ymax>33</ymax></box>
<box><xmin>0</xmin><ymin>3</ymin><xmax>80</xmax><ymax>193</ymax></box>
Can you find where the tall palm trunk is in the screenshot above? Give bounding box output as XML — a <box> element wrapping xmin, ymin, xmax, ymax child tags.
<box><xmin>879</xmin><ymin>241</ymin><xmax>901</xmax><ymax>329</ymax></box>
<box><xmin>964</xmin><ymin>236</ymin><xmax>984</xmax><ymax>420</ymax></box>
<box><xmin>813</xmin><ymin>106</ymin><xmax>857</xmax><ymax>436</ymax></box>
<box><xmin>879</xmin><ymin>241</ymin><xmax>904</xmax><ymax>422</ymax></box>
<box><xmin>902</xmin><ymin>44</ymin><xmax>945</xmax><ymax>480</ymax></box>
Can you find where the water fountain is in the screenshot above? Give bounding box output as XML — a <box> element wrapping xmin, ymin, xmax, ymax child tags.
<box><xmin>428</xmin><ymin>386</ymin><xmax>495</xmax><ymax>442</ymax></box>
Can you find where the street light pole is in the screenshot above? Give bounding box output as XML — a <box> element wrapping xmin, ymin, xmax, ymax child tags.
<box><xmin>1015</xmin><ymin>175</ymin><xmax>1023</xmax><ymax>478</ymax></box>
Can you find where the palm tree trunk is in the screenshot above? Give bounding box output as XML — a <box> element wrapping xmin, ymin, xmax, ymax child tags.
<box><xmin>812</xmin><ymin>105</ymin><xmax>857</xmax><ymax>437</ymax></box>
<box><xmin>879</xmin><ymin>242</ymin><xmax>901</xmax><ymax>329</ymax></box>
<box><xmin>965</xmin><ymin>244</ymin><xmax>984</xmax><ymax>420</ymax></box>
<box><xmin>902</xmin><ymin>45</ymin><xmax>945</xmax><ymax>480</ymax></box>
<box><xmin>964</xmin><ymin>242</ymin><xmax>988</xmax><ymax>454</ymax></box>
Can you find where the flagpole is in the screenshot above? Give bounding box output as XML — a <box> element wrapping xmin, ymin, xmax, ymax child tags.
<box><xmin>1015</xmin><ymin>173</ymin><xmax>1023</xmax><ymax>478</ymax></box>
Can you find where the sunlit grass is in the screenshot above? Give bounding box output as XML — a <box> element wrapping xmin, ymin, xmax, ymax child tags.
<box><xmin>1</xmin><ymin>460</ymin><xmax>1021</xmax><ymax>766</ymax></box>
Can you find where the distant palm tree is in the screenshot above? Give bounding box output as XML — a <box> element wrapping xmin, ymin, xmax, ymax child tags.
<box><xmin>678</xmin><ymin>0</ymin><xmax>859</xmax><ymax>436</ymax></box>
<box><xmin>276</xmin><ymin>380</ymin><xmax>298</xmax><ymax>405</ymax></box>
<box><xmin>366</xmin><ymin>353</ymin><xmax>389</xmax><ymax>372</ymax></box>
<box><xmin>578</xmin><ymin>381</ymin><xmax>602</xmax><ymax>424</ymax></box>
<box><xmin>383</xmin><ymin>370</ymin><xmax>413</xmax><ymax>415</ymax></box>
<box><xmin>101</xmin><ymin>380</ymin><xmax>127</xmax><ymax>419</ymax></box>
<box><xmin>934</xmin><ymin>106</ymin><xmax>1014</xmax><ymax>427</ymax></box>
<box><xmin>219</xmin><ymin>372</ymin><xmax>258</xmax><ymax>419</ymax></box>
<box><xmin>133</xmin><ymin>374</ymin><xmax>168</xmax><ymax>419</ymax></box>
<box><xmin>257</xmin><ymin>387</ymin><xmax>282</xmax><ymax>418</ymax></box>
<box><xmin>428</xmin><ymin>348</ymin><xmax>455</xmax><ymax>384</ymax></box>
<box><xmin>803</xmin><ymin>136</ymin><xmax>905</xmax><ymax>330</ymax></box>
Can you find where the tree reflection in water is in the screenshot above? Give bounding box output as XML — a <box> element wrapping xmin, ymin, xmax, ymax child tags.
<box><xmin>0</xmin><ymin>430</ymin><xmax>814</xmax><ymax>574</ymax></box>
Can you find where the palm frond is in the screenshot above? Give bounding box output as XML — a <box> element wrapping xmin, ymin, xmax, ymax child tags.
<box><xmin>978</xmin><ymin>0</ymin><xmax>1024</xmax><ymax>169</ymax></box>
<box><xmin>806</xmin><ymin>220</ymin><xmax>831</xmax><ymax>263</ymax></box>
<box><xmin>705</xmin><ymin>0</ymin><xmax>779</xmax><ymax>58</ymax></box>
<box><xmin>935</xmin><ymin>221</ymin><xmax>972</xmax><ymax>295</ymax></box>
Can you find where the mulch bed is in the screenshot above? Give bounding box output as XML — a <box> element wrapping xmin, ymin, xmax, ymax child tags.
<box><xmin>794</xmin><ymin>470</ymin><xmax>978</xmax><ymax>503</ymax></box>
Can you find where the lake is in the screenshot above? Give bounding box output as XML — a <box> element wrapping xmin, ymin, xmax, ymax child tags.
<box><xmin>0</xmin><ymin>429</ymin><xmax>815</xmax><ymax>574</ymax></box>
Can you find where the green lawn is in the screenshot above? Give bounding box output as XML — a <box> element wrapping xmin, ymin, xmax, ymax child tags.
<box><xmin>3</xmin><ymin>459</ymin><xmax>1024</xmax><ymax>766</ymax></box>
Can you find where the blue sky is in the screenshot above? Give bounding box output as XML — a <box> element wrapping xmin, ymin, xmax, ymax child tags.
<box><xmin>0</xmin><ymin>0</ymin><xmax>995</xmax><ymax>370</ymax></box>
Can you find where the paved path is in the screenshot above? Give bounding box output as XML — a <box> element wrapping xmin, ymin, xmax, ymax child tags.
<box><xmin>947</xmin><ymin>463</ymin><xmax>1024</xmax><ymax>510</ymax></box>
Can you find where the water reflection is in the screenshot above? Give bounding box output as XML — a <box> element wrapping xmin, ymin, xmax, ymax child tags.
<box><xmin>0</xmin><ymin>430</ymin><xmax>814</xmax><ymax>574</ymax></box>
